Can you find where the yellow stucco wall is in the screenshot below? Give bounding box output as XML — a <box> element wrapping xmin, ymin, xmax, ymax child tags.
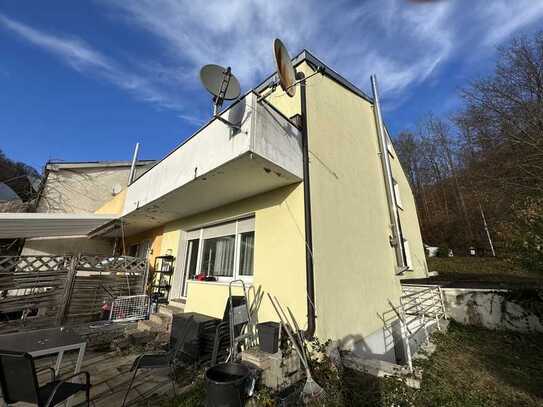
<box><xmin>125</xmin><ymin>227</ymin><xmax>164</xmax><ymax>273</ymax></box>
<box><xmin>105</xmin><ymin>60</ymin><xmax>428</xmax><ymax>347</ymax></box>
<box><xmin>94</xmin><ymin>189</ymin><xmax>126</xmax><ymax>215</ymax></box>
<box><xmin>266</xmin><ymin>62</ymin><xmax>428</xmax><ymax>343</ymax></box>
<box><xmin>159</xmin><ymin>184</ymin><xmax>308</xmax><ymax>326</ymax></box>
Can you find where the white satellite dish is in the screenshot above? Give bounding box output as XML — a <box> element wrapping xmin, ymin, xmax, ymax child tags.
<box><xmin>200</xmin><ymin>64</ymin><xmax>241</xmax><ymax>115</ymax></box>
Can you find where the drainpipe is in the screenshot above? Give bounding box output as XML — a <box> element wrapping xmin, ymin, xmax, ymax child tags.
<box><xmin>128</xmin><ymin>142</ymin><xmax>140</xmax><ymax>186</ymax></box>
<box><xmin>298</xmin><ymin>71</ymin><xmax>317</xmax><ymax>338</ymax></box>
<box><xmin>371</xmin><ymin>75</ymin><xmax>407</xmax><ymax>272</ymax></box>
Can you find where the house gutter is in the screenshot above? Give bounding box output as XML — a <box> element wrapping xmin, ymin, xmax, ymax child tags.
<box><xmin>370</xmin><ymin>75</ymin><xmax>407</xmax><ymax>273</ymax></box>
<box><xmin>298</xmin><ymin>71</ymin><xmax>317</xmax><ymax>338</ymax></box>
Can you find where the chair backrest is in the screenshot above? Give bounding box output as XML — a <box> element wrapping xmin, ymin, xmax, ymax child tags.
<box><xmin>0</xmin><ymin>350</ymin><xmax>40</xmax><ymax>405</ymax></box>
<box><xmin>171</xmin><ymin>316</ymin><xmax>198</xmax><ymax>360</ymax></box>
<box><xmin>222</xmin><ymin>296</ymin><xmax>245</xmax><ymax>322</ymax></box>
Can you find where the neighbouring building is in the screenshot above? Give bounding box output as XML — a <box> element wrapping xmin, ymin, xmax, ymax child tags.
<box><xmin>89</xmin><ymin>50</ymin><xmax>428</xmax><ymax>362</ymax></box>
<box><xmin>20</xmin><ymin>160</ymin><xmax>154</xmax><ymax>256</ymax></box>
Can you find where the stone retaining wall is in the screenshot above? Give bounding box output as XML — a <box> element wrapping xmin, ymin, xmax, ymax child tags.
<box><xmin>442</xmin><ymin>288</ymin><xmax>543</xmax><ymax>332</ymax></box>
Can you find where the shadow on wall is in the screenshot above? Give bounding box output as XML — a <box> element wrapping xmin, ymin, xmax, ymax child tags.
<box><xmin>338</xmin><ymin>306</ymin><xmax>404</xmax><ymax>364</ymax></box>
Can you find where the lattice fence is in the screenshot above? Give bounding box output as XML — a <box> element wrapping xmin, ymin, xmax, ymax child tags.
<box><xmin>0</xmin><ymin>255</ymin><xmax>149</xmax><ymax>332</ymax></box>
<box><xmin>0</xmin><ymin>256</ymin><xmax>73</xmax><ymax>333</ymax></box>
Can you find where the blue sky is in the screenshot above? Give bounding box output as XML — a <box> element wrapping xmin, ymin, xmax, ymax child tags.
<box><xmin>1</xmin><ymin>1</ymin><xmax>543</xmax><ymax>171</ymax></box>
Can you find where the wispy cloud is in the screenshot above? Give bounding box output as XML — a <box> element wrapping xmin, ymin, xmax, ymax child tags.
<box><xmin>0</xmin><ymin>13</ymin><xmax>190</xmax><ymax>113</ymax></box>
<box><xmin>3</xmin><ymin>0</ymin><xmax>543</xmax><ymax>117</ymax></box>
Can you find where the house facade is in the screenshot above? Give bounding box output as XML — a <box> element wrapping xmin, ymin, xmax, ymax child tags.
<box><xmin>93</xmin><ymin>51</ymin><xmax>428</xmax><ymax>361</ymax></box>
<box><xmin>21</xmin><ymin>160</ymin><xmax>154</xmax><ymax>256</ymax></box>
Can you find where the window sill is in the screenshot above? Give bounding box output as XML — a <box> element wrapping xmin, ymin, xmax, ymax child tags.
<box><xmin>187</xmin><ymin>279</ymin><xmax>253</xmax><ymax>287</ymax></box>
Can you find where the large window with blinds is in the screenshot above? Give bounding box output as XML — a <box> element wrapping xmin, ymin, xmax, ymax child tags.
<box><xmin>183</xmin><ymin>217</ymin><xmax>255</xmax><ymax>285</ymax></box>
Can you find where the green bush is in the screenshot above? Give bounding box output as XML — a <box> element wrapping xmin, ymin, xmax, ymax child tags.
<box><xmin>509</xmin><ymin>198</ymin><xmax>543</xmax><ymax>274</ymax></box>
<box><xmin>436</xmin><ymin>245</ymin><xmax>450</xmax><ymax>258</ymax></box>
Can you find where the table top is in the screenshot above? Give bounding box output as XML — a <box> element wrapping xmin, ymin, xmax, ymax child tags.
<box><xmin>0</xmin><ymin>327</ymin><xmax>85</xmax><ymax>355</ymax></box>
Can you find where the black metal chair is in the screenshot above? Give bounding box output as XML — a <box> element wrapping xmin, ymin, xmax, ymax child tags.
<box><xmin>121</xmin><ymin>315</ymin><xmax>196</xmax><ymax>406</ymax></box>
<box><xmin>208</xmin><ymin>296</ymin><xmax>250</xmax><ymax>365</ymax></box>
<box><xmin>0</xmin><ymin>350</ymin><xmax>91</xmax><ymax>407</ymax></box>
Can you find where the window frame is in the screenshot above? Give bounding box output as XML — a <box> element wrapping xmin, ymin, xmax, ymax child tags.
<box><xmin>392</xmin><ymin>178</ymin><xmax>403</xmax><ymax>210</ymax></box>
<box><xmin>186</xmin><ymin>217</ymin><xmax>255</xmax><ymax>284</ymax></box>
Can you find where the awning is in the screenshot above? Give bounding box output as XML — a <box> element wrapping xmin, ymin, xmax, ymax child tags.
<box><xmin>0</xmin><ymin>213</ymin><xmax>115</xmax><ymax>238</ymax></box>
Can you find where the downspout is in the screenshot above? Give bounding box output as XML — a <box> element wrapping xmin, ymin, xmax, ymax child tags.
<box><xmin>298</xmin><ymin>71</ymin><xmax>317</xmax><ymax>338</ymax></box>
<box><xmin>128</xmin><ymin>142</ymin><xmax>140</xmax><ymax>186</ymax></box>
<box><xmin>371</xmin><ymin>75</ymin><xmax>407</xmax><ymax>273</ymax></box>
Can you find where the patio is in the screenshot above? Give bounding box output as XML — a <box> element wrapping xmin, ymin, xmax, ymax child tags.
<box><xmin>25</xmin><ymin>347</ymin><xmax>194</xmax><ymax>407</ymax></box>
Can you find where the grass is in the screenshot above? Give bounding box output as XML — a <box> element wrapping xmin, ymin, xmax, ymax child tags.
<box><xmin>425</xmin><ymin>256</ymin><xmax>543</xmax><ymax>286</ymax></box>
<box><xmin>157</xmin><ymin>322</ymin><xmax>543</xmax><ymax>406</ymax></box>
<box><xmin>413</xmin><ymin>321</ymin><xmax>543</xmax><ymax>406</ymax></box>
<box><xmin>335</xmin><ymin>322</ymin><xmax>543</xmax><ymax>406</ymax></box>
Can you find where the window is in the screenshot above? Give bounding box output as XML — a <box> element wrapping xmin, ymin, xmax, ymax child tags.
<box><xmin>403</xmin><ymin>240</ymin><xmax>413</xmax><ymax>270</ymax></box>
<box><xmin>393</xmin><ymin>179</ymin><xmax>403</xmax><ymax>210</ymax></box>
<box><xmin>184</xmin><ymin>217</ymin><xmax>255</xmax><ymax>283</ymax></box>
<box><xmin>201</xmin><ymin>235</ymin><xmax>236</xmax><ymax>277</ymax></box>
<box><xmin>185</xmin><ymin>239</ymin><xmax>199</xmax><ymax>280</ymax></box>
<box><xmin>239</xmin><ymin>231</ymin><xmax>255</xmax><ymax>276</ymax></box>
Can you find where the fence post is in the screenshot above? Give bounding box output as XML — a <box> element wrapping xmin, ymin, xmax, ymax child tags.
<box><xmin>56</xmin><ymin>255</ymin><xmax>78</xmax><ymax>326</ymax></box>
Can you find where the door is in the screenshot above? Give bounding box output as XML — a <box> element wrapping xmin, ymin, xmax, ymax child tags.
<box><xmin>181</xmin><ymin>238</ymin><xmax>199</xmax><ymax>298</ymax></box>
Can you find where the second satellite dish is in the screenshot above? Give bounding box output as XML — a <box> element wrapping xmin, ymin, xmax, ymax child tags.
<box><xmin>200</xmin><ymin>64</ymin><xmax>241</xmax><ymax>115</ymax></box>
<box><xmin>273</xmin><ymin>39</ymin><xmax>296</xmax><ymax>97</ymax></box>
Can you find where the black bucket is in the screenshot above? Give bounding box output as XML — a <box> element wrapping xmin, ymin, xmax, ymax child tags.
<box><xmin>205</xmin><ymin>363</ymin><xmax>251</xmax><ymax>407</ymax></box>
<box><xmin>258</xmin><ymin>321</ymin><xmax>280</xmax><ymax>354</ymax></box>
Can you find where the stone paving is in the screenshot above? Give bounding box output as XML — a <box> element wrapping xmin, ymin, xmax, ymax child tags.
<box><xmin>1</xmin><ymin>349</ymin><xmax>192</xmax><ymax>407</ymax></box>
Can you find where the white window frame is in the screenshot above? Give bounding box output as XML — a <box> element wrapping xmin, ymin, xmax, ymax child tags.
<box><xmin>403</xmin><ymin>239</ymin><xmax>413</xmax><ymax>270</ymax></box>
<box><xmin>187</xmin><ymin>217</ymin><xmax>255</xmax><ymax>284</ymax></box>
<box><xmin>393</xmin><ymin>178</ymin><xmax>403</xmax><ymax>210</ymax></box>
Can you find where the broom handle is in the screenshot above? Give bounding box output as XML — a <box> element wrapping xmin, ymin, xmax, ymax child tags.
<box><xmin>267</xmin><ymin>294</ymin><xmax>309</xmax><ymax>370</ymax></box>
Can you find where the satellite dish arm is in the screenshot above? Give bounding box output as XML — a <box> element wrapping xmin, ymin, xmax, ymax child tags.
<box><xmin>257</xmin><ymin>66</ymin><xmax>324</xmax><ymax>103</ymax></box>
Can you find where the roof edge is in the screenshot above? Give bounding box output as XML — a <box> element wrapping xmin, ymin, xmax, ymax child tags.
<box><xmin>255</xmin><ymin>48</ymin><xmax>374</xmax><ymax>104</ymax></box>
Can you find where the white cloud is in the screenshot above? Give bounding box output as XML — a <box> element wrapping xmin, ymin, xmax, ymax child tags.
<box><xmin>481</xmin><ymin>1</ymin><xmax>543</xmax><ymax>46</ymax></box>
<box><xmin>3</xmin><ymin>0</ymin><xmax>543</xmax><ymax>117</ymax></box>
<box><xmin>0</xmin><ymin>13</ymin><xmax>189</xmax><ymax>112</ymax></box>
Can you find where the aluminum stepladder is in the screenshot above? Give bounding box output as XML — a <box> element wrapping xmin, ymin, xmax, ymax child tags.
<box><xmin>228</xmin><ymin>279</ymin><xmax>254</xmax><ymax>361</ymax></box>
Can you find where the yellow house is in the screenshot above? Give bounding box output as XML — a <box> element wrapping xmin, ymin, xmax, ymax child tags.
<box><xmin>94</xmin><ymin>50</ymin><xmax>428</xmax><ymax>362</ymax></box>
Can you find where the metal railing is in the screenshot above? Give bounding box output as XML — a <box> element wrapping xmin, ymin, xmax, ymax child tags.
<box><xmin>397</xmin><ymin>284</ymin><xmax>447</xmax><ymax>370</ymax></box>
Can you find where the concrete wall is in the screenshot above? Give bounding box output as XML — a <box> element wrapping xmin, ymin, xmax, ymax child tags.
<box><xmin>158</xmin><ymin>184</ymin><xmax>308</xmax><ymax>326</ymax></box>
<box><xmin>442</xmin><ymin>288</ymin><xmax>543</xmax><ymax>332</ymax></box>
<box><xmin>37</xmin><ymin>166</ymin><xmax>132</xmax><ymax>214</ymax></box>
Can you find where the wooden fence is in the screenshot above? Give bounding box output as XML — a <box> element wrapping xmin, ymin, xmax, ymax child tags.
<box><xmin>0</xmin><ymin>255</ymin><xmax>148</xmax><ymax>333</ymax></box>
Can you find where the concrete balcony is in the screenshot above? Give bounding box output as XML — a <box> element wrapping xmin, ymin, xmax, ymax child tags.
<box><xmin>120</xmin><ymin>92</ymin><xmax>303</xmax><ymax>235</ymax></box>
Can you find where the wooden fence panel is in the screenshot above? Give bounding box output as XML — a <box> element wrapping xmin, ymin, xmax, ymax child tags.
<box><xmin>0</xmin><ymin>255</ymin><xmax>148</xmax><ymax>333</ymax></box>
<box><xmin>0</xmin><ymin>256</ymin><xmax>71</xmax><ymax>333</ymax></box>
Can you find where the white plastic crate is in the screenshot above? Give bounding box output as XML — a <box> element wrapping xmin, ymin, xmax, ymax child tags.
<box><xmin>110</xmin><ymin>294</ymin><xmax>150</xmax><ymax>322</ymax></box>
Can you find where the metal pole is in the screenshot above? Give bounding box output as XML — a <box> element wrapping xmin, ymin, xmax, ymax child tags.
<box><xmin>371</xmin><ymin>75</ymin><xmax>406</xmax><ymax>271</ymax></box>
<box><xmin>479</xmin><ymin>203</ymin><xmax>496</xmax><ymax>257</ymax></box>
<box><xmin>128</xmin><ymin>142</ymin><xmax>140</xmax><ymax>186</ymax></box>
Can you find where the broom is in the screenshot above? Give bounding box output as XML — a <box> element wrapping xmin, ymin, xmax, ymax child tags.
<box><xmin>267</xmin><ymin>294</ymin><xmax>324</xmax><ymax>403</ymax></box>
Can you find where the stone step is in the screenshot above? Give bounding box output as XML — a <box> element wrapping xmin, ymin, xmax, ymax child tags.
<box><xmin>137</xmin><ymin>319</ymin><xmax>163</xmax><ymax>332</ymax></box>
<box><xmin>150</xmin><ymin>312</ymin><xmax>171</xmax><ymax>326</ymax></box>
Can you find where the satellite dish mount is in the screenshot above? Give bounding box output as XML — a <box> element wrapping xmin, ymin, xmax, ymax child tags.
<box><xmin>200</xmin><ymin>64</ymin><xmax>241</xmax><ymax>116</ymax></box>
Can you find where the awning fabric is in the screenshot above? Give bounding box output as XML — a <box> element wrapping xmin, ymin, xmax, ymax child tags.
<box><xmin>0</xmin><ymin>213</ymin><xmax>115</xmax><ymax>238</ymax></box>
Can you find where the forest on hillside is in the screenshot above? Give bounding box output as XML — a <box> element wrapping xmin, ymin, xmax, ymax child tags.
<box><xmin>0</xmin><ymin>149</ymin><xmax>39</xmax><ymax>202</ymax></box>
<box><xmin>394</xmin><ymin>31</ymin><xmax>543</xmax><ymax>272</ymax></box>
